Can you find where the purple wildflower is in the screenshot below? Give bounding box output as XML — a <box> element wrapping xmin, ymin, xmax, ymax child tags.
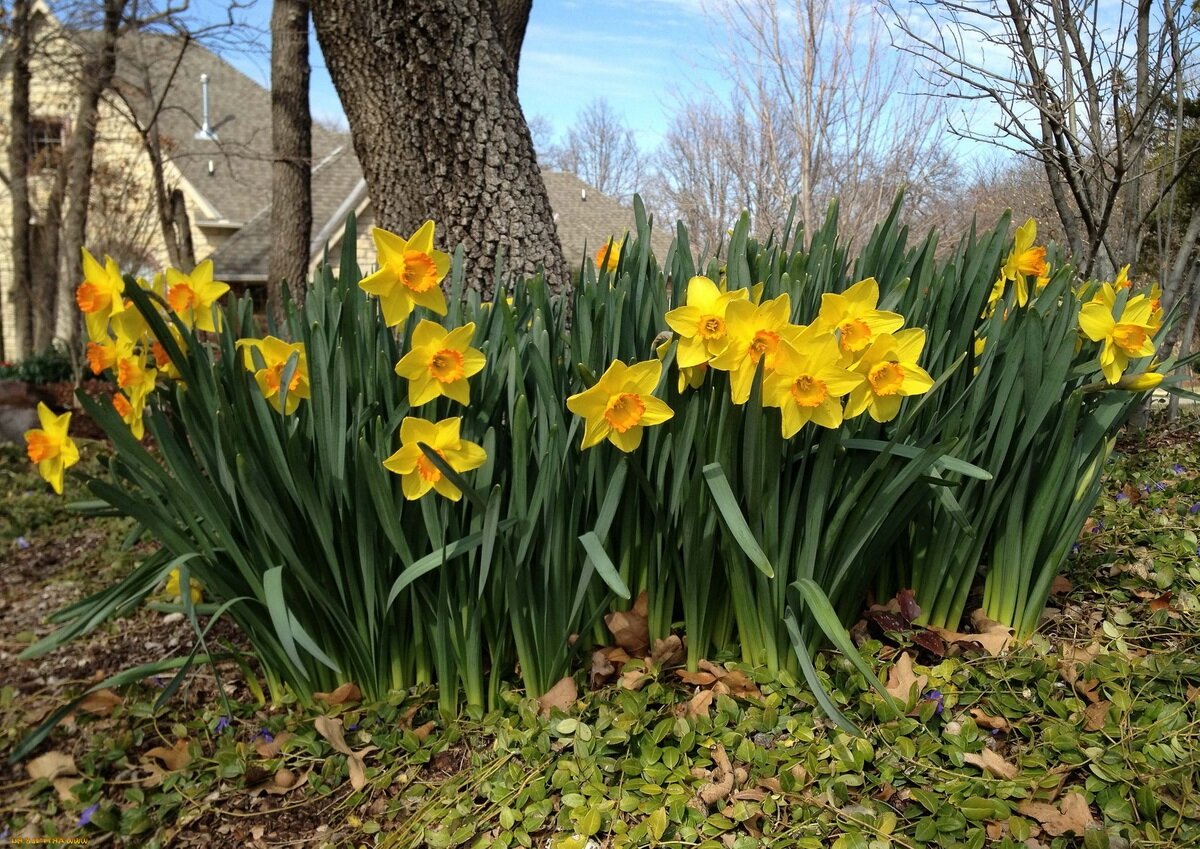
<box><xmin>214</xmin><ymin>715</ymin><xmax>231</xmax><ymax>734</ymax></box>
<box><xmin>347</xmin><ymin>723</ymin><xmax>359</xmax><ymax>731</ymax></box>
<box><xmin>256</xmin><ymin>729</ymin><xmax>274</xmax><ymax>743</ymax></box>
<box><xmin>77</xmin><ymin>803</ymin><xmax>99</xmax><ymax>828</ymax></box>
<box><xmin>1173</xmin><ymin>464</ymin><xmax>1185</xmax><ymax>475</ymax></box>
<box><xmin>1154</xmin><ymin>481</ymin><xmax>1168</xmax><ymax>492</ymax></box>
<box><xmin>1071</xmin><ymin>543</ymin><xmax>1081</xmax><ymax>555</ymax></box>
<box><xmin>1190</xmin><ymin>503</ymin><xmax>1200</xmax><ymax>514</ymax></box>
<box><xmin>923</xmin><ymin>690</ymin><xmax>944</xmax><ymax>715</ymax></box>
<box><xmin>1116</xmin><ymin>492</ymin><xmax>1128</xmax><ymax>502</ymax></box>
<box><xmin>16</xmin><ymin>536</ymin><xmax>30</xmax><ymax>550</ymax></box>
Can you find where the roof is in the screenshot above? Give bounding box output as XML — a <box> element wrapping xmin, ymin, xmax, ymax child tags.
<box><xmin>209</xmin><ymin>144</ymin><xmax>365</xmax><ymax>281</ymax></box>
<box><xmin>541</xmin><ymin>171</ymin><xmax>672</xmax><ymax>269</ymax></box>
<box><xmin>110</xmin><ymin>33</ymin><xmax>346</xmax><ymax>224</ymax></box>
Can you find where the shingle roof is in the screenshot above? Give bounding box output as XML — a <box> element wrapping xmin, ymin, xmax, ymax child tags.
<box><xmin>111</xmin><ymin>33</ymin><xmax>346</xmax><ymax>224</ymax></box>
<box><xmin>542</xmin><ymin>171</ymin><xmax>672</xmax><ymax>269</ymax></box>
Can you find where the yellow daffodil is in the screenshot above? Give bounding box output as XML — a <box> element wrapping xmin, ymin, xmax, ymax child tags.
<box><xmin>664</xmin><ymin>276</ymin><xmax>749</xmax><ymax>368</ymax></box>
<box><xmin>361</xmin><ymin>222</ymin><xmax>451</xmax><ymax>326</ymax></box>
<box><xmin>237</xmin><ymin>336</ymin><xmax>311</xmax><ymax>414</ymax></box>
<box><xmin>394</xmin><ymin>320</ymin><xmax>486</xmax><ymax>406</ymax></box>
<box><xmin>1118</xmin><ymin>371</ymin><xmax>1164</xmax><ymax>391</ymax></box>
<box><xmin>1149</xmin><ymin>282</ymin><xmax>1163</xmax><ymax>327</ymax></box>
<box><xmin>566</xmin><ymin>359</ymin><xmax>674</xmax><ymax>452</ymax></box>
<box><xmin>1113</xmin><ymin>264</ymin><xmax>1131</xmax><ymax>290</ymax></box>
<box><xmin>595</xmin><ymin>237</ymin><xmax>621</xmax><ymax>272</ymax></box>
<box><xmin>166</xmin><ymin>260</ymin><xmax>230</xmax><ymax>332</ymax></box>
<box><xmin>383</xmin><ymin>417</ymin><xmax>487</xmax><ymax>501</ymax></box>
<box><xmin>112</xmin><ymin>391</ymin><xmax>146</xmax><ymax>439</ymax></box>
<box><xmin>763</xmin><ymin>326</ymin><xmax>863</xmax><ymax>437</ymax></box>
<box><xmin>708</xmin><ymin>294</ymin><xmax>799</xmax><ymax>405</ymax></box>
<box><xmin>1001</xmin><ymin>218</ymin><xmax>1049</xmax><ymax>307</ymax></box>
<box><xmin>24</xmin><ymin>403</ymin><xmax>79</xmax><ymax>495</ymax></box>
<box><xmin>844</xmin><ymin>329</ymin><xmax>935</xmax><ymax>423</ymax></box>
<box><xmin>655</xmin><ymin>338</ymin><xmax>707</xmax><ymax>393</ymax></box>
<box><xmin>86</xmin><ymin>336</ymin><xmax>123</xmax><ymax>376</ymax></box>
<box><xmin>165</xmin><ymin>567</ymin><xmax>203</xmax><ymax>605</ymax></box>
<box><xmin>76</xmin><ymin>248</ymin><xmax>126</xmax><ymax>343</ymax></box>
<box><xmin>116</xmin><ymin>350</ymin><xmax>158</xmax><ymax>408</ymax></box>
<box><xmin>1078</xmin><ymin>283</ymin><xmax>1158</xmax><ymax>384</ymax></box>
<box><xmin>815</xmin><ymin>278</ymin><xmax>905</xmax><ymax>359</ymax></box>
<box><xmin>151</xmin><ymin>324</ymin><xmax>187</xmax><ymax>381</ymax></box>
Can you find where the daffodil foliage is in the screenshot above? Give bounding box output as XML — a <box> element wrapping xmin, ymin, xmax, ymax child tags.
<box><xmin>21</xmin><ymin>199</ymin><xmax>1184</xmax><ymax>729</ymax></box>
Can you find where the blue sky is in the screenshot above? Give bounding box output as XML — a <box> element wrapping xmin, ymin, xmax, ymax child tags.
<box><xmin>194</xmin><ymin>0</ymin><xmax>724</xmax><ymax>151</ymax></box>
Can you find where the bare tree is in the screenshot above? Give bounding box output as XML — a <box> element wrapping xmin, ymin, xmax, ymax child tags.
<box><xmin>710</xmin><ymin>0</ymin><xmax>956</xmax><ymax>243</ymax></box>
<box><xmin>311</xmin><ymin>0</ymin><xmax>566</xmax><ymax>295</ymax></box>
<box><xmin>269</xmin><ymin>0</ymin><xmax>311</xmax><ymax>311</ymax></box>
<box><xmin>7</xmin><ymin>0</ymin><xmax>34</xmax><ymax>357</ymax></box>
<box><xmin>888</xmin><ymin>0</ymin><xmax>1200</xmax><ymax>291</ymax></box>
<box><xmin>546</xmin><ymin>99</ymin><xmax>649</xmax><ymax>203</ymax></box>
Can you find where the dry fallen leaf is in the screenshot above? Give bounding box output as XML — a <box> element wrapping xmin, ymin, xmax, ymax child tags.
<box><xmin>314</xmin><ymin>682</ymin><xmax>362</xmax><ymax>706</ymax></box>
<box><xmin>970</xmin><ymin>707</ymin><xmax>1011</xmax><ymax>732</ymax></box>
<box><xmin>885</xmin><ymin>652</ymin><xmax>928</xmax><ymax>703</ymax></box>
<box><xmin>963</xmin><ymin>748</ymin><xmax>1018</xmax><ymax>780</ymax></box>
<box><xmin>26</xmin><ymin>751</ymin><xmax>78</xmax><ymax>782</ymax></box>
<box><xmin>313</xmin><ymin>716</ymin><xmax>375</xmax><ymax>791</ymax></box>
<box><xmin>1083</xmin><ymin>701</ymin><xmax>1111</xmax><ymax>732</ymax></box>
<box><xmin>619</xmin><ymin>668</ymin><xmax>651</xmax><ymax>690</ymax></box>
<box><xmin>687</xmin><ymin>689</ymin><xmax>714</xmax><ymax>718</ymax></box>
<box><xmin>144</xmin><ymin>738</ymin><xmax>192</xmax><ymax>772</ymax></box>
<box><xmin>412</xmin><ymin>721</ymin><xmax>436</xmax><ymax>742</ymax></box>
<box><xmin>677</xmin><ymin>670</ymin><xmax>718</xmax><ymax>686</ymax></box>
<box><xmin>538</xmin><ymin>676</ymin><xmax>578</xmax><ymax>715</ymax></box>
<box><xmin>928</xmin><ymin>610</ymin><xmax>1014</xmax><ymax>655</ymax></box>
<box><xmin>605</xmin><ymin>591</ymin><xmax>651</xmax><ymax>656</ymax></box>
<box><xmin>1149</xmin><ymin>592</ymin><xmax>1174</xmax><ymax>613</ymax></box>
<box><xmin>254</xmin><ymin>731</ymin><xmax>295</xmax><ymax>759</ymax></box>
<box><xmin>697</xmin><ymin>744</ymin><xmax>734</xmax><ymax>806</ymax></box>
<box><xmin>51</xmin><ymin>776</ymin><xmax>81</xmax><ymax>802</ymax></box>
<box><xmin>1050</xmin><ymin>575</ymin><xmax>1073</xmax><ymax>595</ymax></box>
<box><xmin>590</xmin><ymin>649</ymin><xmax>616</xmax><ymax>687</ymax></box>
<box><xmin>1018</xmin><ymin>792</ymin><xmax>1097</xmax><ymax>836</ymax></box>
<box><xmin>651</xmin><ymin>635</ymin><xmax>685</xmax><ymax>666</ymax></box>
<box><xmin>77</xmin><ymin>688</ymin><xmax>123</xmax><ymax>717</ymax></box>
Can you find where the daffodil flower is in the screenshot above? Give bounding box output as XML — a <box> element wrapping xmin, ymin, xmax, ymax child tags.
<box><xmin>237</xmin><ymin>336</ymin><xmax>311</xmax><ymax>414</ymax></box>
<box><xmin>361</xmin><ymin>222</ymin><xmax>451</xmax><ymax>326</ymax></box>
<box><xmin>664</xmin><ymin>275</ymin><xmax>750</xmax><ymax>368</ymax></box>
<box><xmin>24</xmin><ymin>403</ymin><xmax>80</xmax><ymax>494</ymax></box>
<box><xmin>165</xmin><ymin>567</ymin><xmax>203</xmax><ymax>604</ymax></box>
<box><xmin>1078</xmin><ymin>283</ymin><xmax>1158</xmax><ymax>384</ymax></box>
<box><xmin>151</xmin><ymin>324</ymin><xmax>187</xmax><ymax>381</ymax></box>
<box><xmin>116</xmin><ymin>351</ymin><xmax>159</xmax><ymax>409</ymax></box>
<box><xmin>566</xmin><ymin>359</ymin><xmax>674</xmax><ymax>452</ymax></box>
<box><xmin>595</xmin><ymin>237</ymin><xmax>622</xmax><ymax>272</ymax></box>
<box><xmin>394</xmin><ymin>320</ymin><xmax>486</xmax><ymax>406</ymax></box>
<box><xmin>166</xmin><ymin>260</ymin><xmax>230</xmax><ymax>332</ymax></box>
<box><xmin>1001</xmin><ymin>218</ymin><xmax>1049</xmax><ymax>307</ymax></box>
<box><xmin>1113</xmin><ymin>264</ymin><xmax>1131</xmax><ymax>290</ymax></box>
<box><xmin>383</xmin><ymin>417</ymin><xmax>487</xmax><ymax>501</ymax></box>
<box><xmin>76</xmin><ymin>248</ymin><xmax>126</xmax><ymax>343</ymax></box>
<box><xmin>815</xmin><ymin>278</ymin><xmax>904</xmax><ymax>358</ymax></box>
<box><xmin>708</xmin><ymin>294</ymin><xmax>799</xmax><ymax>405</ymax></box>
<box><xmin>763</xmin><ymin>327</ymin><xmax>863</xmax><ymax>437</ymax></box>
<box><xmin>844</xmin><ymin>329</ymin><xmax>935</xmax><ymax>423</ymax></box>
<box><xmin>655</xmin><ymin>338</ymin><xmax>707</xmax><ymax>393</ymax></box>
<box><xmin>112</xmin><ymin>391</ymin><xmax>146</xmax><ymax>439</ymax></box>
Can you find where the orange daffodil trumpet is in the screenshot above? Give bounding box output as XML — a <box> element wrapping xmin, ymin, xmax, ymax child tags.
<box><xmin>664</xmin><ymin>276</ymin><xmax>748</xmax><ymax>369</ymax></box>
<box><xmin>238</xmin><ymin>336</ymin><xmax>311</xmax><ymax>414</ymax></box>
<box><xmin>595</xmin><ymin>237</ymin><xmax>622</xmax><ymax>272</ymax></box>
<box><xmin>24</xmin><ymin>403</ymin><xmax>80</xmax><ymax>494</ymax></box>
<box><xmin>384</xmin><ymin>417</ymin><xmax>487</xmax><ymax>501</ymax></box>
<box><xmin>845</xmin><ymin>329</ymin><xmax>936</xmax><ymax>423</ymax></box>
<box><xmin>166</xmin><ymin>259</ymin><xmax>230</xmax><ymax>332</ymax></box>
<box><xmin>1078</xmin><ymin>283</ymin><xmax>1159</xmax><ymax>384</ymax></box>
<box><xmin>394</xmin><ymin>320</ymin><xmax>486</xmax><ymax>406</ymax></box>
<box><xmin>815</xmin><ymin>277</ymin><xmax>905</xmax><ymax>360</ymax></box>
<box><xmin>763</xmin><ymin>325</ymin><xmax>864</xmax><ymax>436</ymax></box>
<box><xmin>567</xmin><ymin>360</ymin><xmax>674</xmax><ymax>452</ymax></box>
<box><xmin>708</xmin><ymin>294</ymin><xmax>798</xmax><ymax>405</ymax></box>
<box><xmin>361</xmin><ymin>222</ymin><xmax>451</xmax><ymax>326</ymax></box>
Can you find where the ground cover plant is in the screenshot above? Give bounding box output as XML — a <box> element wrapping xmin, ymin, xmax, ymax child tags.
<box><xmin>2</xmin><ymin>418</ymin><xmax>1200</xmax><ymax>846</ymax></box>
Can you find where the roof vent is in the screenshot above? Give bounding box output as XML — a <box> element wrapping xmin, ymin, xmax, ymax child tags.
<box><xmin>581</xmin><ymin>188</ymin><xmax>587</xmax><ymax>202</ymax></box>
<box><xmin>194</xmin><ymin>73</ymin><xmax>218</xmax><ymax>141</ymax></box>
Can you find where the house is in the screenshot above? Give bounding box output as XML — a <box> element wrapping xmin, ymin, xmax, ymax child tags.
<box><xmin>0</xmin><ymin>7</ymin><xmax>667</xmax><ymax>359</ymax></box>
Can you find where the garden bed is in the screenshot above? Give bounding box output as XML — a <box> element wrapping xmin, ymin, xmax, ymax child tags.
<box><xmin>2</xmin><ymin>418</ymin><xmax>1198</xmax><ymax>847</ymax></box>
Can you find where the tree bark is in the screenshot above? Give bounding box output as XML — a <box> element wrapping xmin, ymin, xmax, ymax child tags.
<box><xmin>311</xmin><ymin>0</ymin><xmax>566</xmax><ymax>296</ymax></box>
<box><xmin>7</xmin><ymin>0</ymin><xmax>33</xmax><ymax>359</ymax></box>
<box><xmin>269</xmin><ymin>0</ymin><xmax>312</xmax><ymax>313</ymax></box>
<box><xmin>50</xmin><ymin>0</ymin><xmax>126</xmax><ymax>346</ymax></box>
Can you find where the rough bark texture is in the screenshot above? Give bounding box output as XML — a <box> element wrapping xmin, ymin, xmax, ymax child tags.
<box><xmin>310</xmin><ymin>0</ymin><xmax>566</xmax><ymax>296</ymax></box>
<box><xmin>7</xmin><ymin>0</ymin><xmax>33</xmax><ymax>358</ymax></box>
<box><xmin>44</xmin><ymin>0</ymin><xmax>125</xmax><ymax>347</ymax></box>
<box><xmin>269</xmin><ymin>0</ymin><xmax>312</xmax><ymax>312</ymax></box>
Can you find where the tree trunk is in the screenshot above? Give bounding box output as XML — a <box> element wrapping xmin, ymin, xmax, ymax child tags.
<box><xmin>53</xmin><ymin>0</ymin><xmax>126</xmax><ymax>345</ymax></box>
<box><xmin>269</xmin><ymin>0</ymin><xmax>312</xmax><ymax>314</ymax></box>
<box><xmin>7</xmin><ymin>0</ymin><xmax>33</xmax><ymax>359</ymax></box>
<box><xmin>310</xmin><ymin>0</ymin><xmax>566</xmax><ymax>296</ymax></box>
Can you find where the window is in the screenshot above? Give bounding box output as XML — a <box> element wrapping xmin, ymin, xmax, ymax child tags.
<box><xmin>29</xmin><ymin>118</ymin><xmax>65</xmax><ymax>173</ymax></box>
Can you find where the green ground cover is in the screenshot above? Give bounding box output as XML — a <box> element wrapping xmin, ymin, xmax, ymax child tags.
<box><xmin>2</xmin><ymin>416</ymin><xmax>1199</xmax><ymax>847</ymax></box>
